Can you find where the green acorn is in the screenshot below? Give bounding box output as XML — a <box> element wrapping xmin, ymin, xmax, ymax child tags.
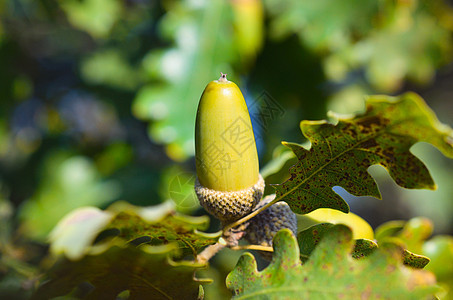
<box><xmin>245</xmin><ymin>194</ymin><xmax>298</xmax><ymax>260</ymax></box>
<box><xmin>194</xmin><ymin>73</ymin><xmax>264</xmax><ymax>223</ymax></box>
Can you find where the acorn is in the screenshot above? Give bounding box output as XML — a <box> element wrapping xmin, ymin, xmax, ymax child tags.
<box><xmin>194</xmin><ymin>73</ymin><xmax>264</xmax><ymax>223</ymax></box>
<box><xmin>245</xmin><ymin>194</ymin><xmax>298</xmax><ymax>260</ymax></box>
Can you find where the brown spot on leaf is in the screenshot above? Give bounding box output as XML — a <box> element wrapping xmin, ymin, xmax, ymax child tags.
<box><xmin>360</xmin><ymin>139</ymin><xmax>377</xmax><ymax>148</ymax></box>
<box><xmin>361</xmin><ymin>285</ymin><xmax>372</xmax><ymax>299</ymax></box>
<box><xmin>358</xmin><ymin>116</ymin><xmax>383</xmax><ymax>127</ymax></box>
<box><xmin>386</xmin><ymin>265</ymin><xmax>396</xmax><ymax>274</ymax></box>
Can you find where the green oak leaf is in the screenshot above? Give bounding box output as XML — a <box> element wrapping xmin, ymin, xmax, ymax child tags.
<box><xmin>353</xmin><ymin>239</ymin><xmax>378</xmax><ymax>260</ymax></box>
<box><xmin>49</xmin><ymin>201</ymin><xmax>220</xmax><ymax>260</ymax></box>
<box><xmin>227</xmin><ymin>226</ymin><xmax>440</xmax><ymax>299</ymax></box>
<box><xmin>297</xmin><ymin>223</ymin><xmax>377</xmax><ymax>262</ymax></box>
<box><xmin>402</xmin><ymin>249</ymin><xmax>430</xmax><ymax>269</ymax></box>
<box><xmin>375</xmin><ymin>220</ymin><xmax>406</xmax><ymax>242</ymax></box>
<box><xmin>393</xmin><ymin>217</ymin><xmax>433</xmax><ymax>254</ymax></box>
<box><xmin>376</xmin><ymin>217</ymin><xmax>434</xmax><ymax>254</ymax></box>
<box><xmin>377</xmin><ymin>217</ymin><xmax>453</xmax><ymax>277</ymax></box>
<box><xmin>33</xmin><ymin>242</ymin><xmax>208</xmax><ymax>300</ymax></box>
<box><xmin>298</xmin><ymin>223</ymin><xmax>428</xmax><ymax>268</ymax></box>
<box><xmin>105</xmin><ymin>201</ymin><xmax>220</xmax><ymax>258</ymax></box>
<box><xmin>275</xmin><ymin>92</ymin><xmax>453</xmax><ymax>214</ymax></box>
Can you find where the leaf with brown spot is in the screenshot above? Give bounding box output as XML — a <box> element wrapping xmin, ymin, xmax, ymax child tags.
<box><xmin>297</xmin><ymin>223</ymin><xmax>377</xmax><ymax>262</ymax></box>
<box><xmin>226</xmin><ymin>226</ymin><xmax>440</xmax><ymax>299</ymax></box>
<box><xmin>403</xmin><ymin>250</ymin><xmax>430</xmax><ymax>269</ymax></box>
<box><xmin>37</xmin><ymin>201</ymin><xmax>217</xmax><ymax>299</ymax></box>
<box><xmin>104</xmin><ymin>201</ymin><xmax>220</xmax><ymax>258</ymax></box>
<box><xmin>275</xmin><ymin>93</ymin><xmax>453</xmax><ymax>214</ymax></box>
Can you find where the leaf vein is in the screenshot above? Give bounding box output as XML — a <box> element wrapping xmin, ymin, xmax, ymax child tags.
<box><xmin>278</xmin><ymin>131</ymin><xmax>382</xmax><ymax>203</ymax></box>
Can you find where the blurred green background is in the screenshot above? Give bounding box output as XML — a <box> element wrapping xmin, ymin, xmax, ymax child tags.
<box><xmin>1</xmin><ymin>0</ymin><xmax>453</xmax><ymax>298</ymax></box>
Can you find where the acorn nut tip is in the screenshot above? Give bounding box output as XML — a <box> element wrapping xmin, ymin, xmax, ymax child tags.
<box><xmin>194</xmin><ymin>73</ymin><xmax>264</xmax><ymax>223</ymax></box>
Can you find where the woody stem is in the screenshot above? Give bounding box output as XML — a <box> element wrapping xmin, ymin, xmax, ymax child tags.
<box><xmin>197</xmin><ymin>243</ymin><xmax>226</xmax><ymax>264</ymax></box>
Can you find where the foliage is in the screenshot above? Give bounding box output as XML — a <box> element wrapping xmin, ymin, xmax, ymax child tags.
<box><xmin>297</xmin><ymin>223</ymin><xmax>378</xmax><ymax>261</ymax></box>
<box><xmin>297</xmin><ymin>222</ymin><xmax>429</xmax><ymax>268</ymax></box>
<box><xmin>297</xmin><ymin>208</ymin><xmax>375</xmax><ymax>240</ymax></box>
<box><xmin>265</xmin><ymin>0</ymin><xmax>453</xmax><ymax>92</ymax></box>
<box><xmin>49</xmin><ymin>201</ymin><xmax>219</xmax><ymax>260</ymax></box>
<box><xmin>25</xmin><ymin>94</ymin><xmax>451</xmax><ymax>299</ymax></box>
<box><xmin>1</xmin><ymin>0</ymin><xmax>453</xmax><ymax>299</ymax></box>
<box><xmin>377</xmin><ymin>218</ymin><xmax>453</xmax><ymax>298</ymax></box>
<box><xmin>33</xmin><ymin>243</ymin><xmax>206</xmax><ymax>299</ymax></box>
<box><xmin>276</xmin><ymin>92</ymin><xmax>453</xmax><ymax>215</ymax></box>
<box><xmin>227</xmin><ymin>227</ymin><xmax>439</xmax><ymax>299</ymax></box>
<box><xmin>33</xmin><ymin>201</ymin><xmax>217</xmax><ymax>298</ymax></box>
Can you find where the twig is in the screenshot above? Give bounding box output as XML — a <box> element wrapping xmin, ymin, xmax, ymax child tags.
<box><xmin>229</xmin><ymin>244</ymin><xmax>274</xmax><ymax>252</ymax></box>
<box><xmin>196</xmin><ymin>242</ymin><xmax>226</xmax><ymax>264</ymax></box>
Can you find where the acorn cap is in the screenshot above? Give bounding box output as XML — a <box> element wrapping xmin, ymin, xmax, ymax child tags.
<box><xmin>195</xmin><ymin>73</ymin><xmax>259</xmax><ymax>192</ymax></box>
<box><xmin>245</xmin><ymin>194</ymin><xmax>298</xmax><ymax>260</ymax></box>
<box><xmin>195</xmin><ymin>173</ymin><xmax>264</xmax><ymax>223</ymax></box>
